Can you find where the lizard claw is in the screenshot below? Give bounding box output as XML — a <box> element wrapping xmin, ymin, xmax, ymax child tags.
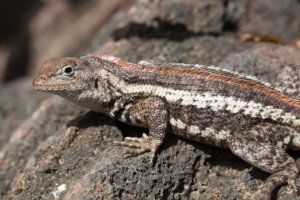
<box><xmin>114</xmin><ymin>133</ymin><xmax>158</xmax><ymax>165</ymax></box>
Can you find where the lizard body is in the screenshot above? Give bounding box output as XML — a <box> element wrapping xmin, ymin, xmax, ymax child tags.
<box><xmin>33</xmin><ymin>54</ymin><xmax>300</xmax><ymax>199</ymax></box>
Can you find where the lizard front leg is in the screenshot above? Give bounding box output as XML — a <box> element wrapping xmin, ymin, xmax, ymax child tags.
<box><xmin>114</xmin><ymin>97</ymin><xmax>168</xmax><ymax>164</ymax></box>
<box><xmin>228</xmin><ymin>124</ymin><xmax>299</xmax><ymax>200</ymax></box>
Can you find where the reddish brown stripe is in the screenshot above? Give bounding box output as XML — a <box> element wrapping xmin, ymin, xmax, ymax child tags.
<box><xmin>99</xmin><ymin>55</ymin><xmax>300</xmax><ymax>108</ymax></box>
<box><xmin>115</xmin><ymin>59</ymin><xmax>141</xmax><ymax>69</ymax></box>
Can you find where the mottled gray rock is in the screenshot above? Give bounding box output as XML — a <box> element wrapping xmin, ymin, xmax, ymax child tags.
<box><xmin>127</xmin><ymin>0</ymin><xmax>225</xmax><ymax>33</ymax></box>
<box><xmin>122</xmin><ymin>0</ymin><xmax>300</xmax><ymax>39</ymax></box>
<box><xmin>236</xmin><ymin>0</ymin><xmax>300</xmax><ymax>39</ymax></box>
<box><xmin>220</xmin><ymin>44</ymin><xmax>300</xmax><ymax>84</ymax></box>
<box><xmin>99</xmin><ymin>36</ymin><xmax>252</xmax><ymax>65</ymax></box>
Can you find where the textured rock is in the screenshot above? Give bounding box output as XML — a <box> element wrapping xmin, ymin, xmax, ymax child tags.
<box><xmin>220</xmin><ymin>44</ymin><xmax>300</xmax><ymax>84</ymax></box>
<box><xmin>127</xmin><ymin>0</ymin><xmax>225</xmax><ymax>33</ymax></box>
<box><xmin>237</xmin><ymin>0</ymin><xmax>300</xmax><ymax>39</ymax></box>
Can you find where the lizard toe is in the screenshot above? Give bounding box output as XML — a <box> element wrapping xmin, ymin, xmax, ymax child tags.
<box><xmin>114</xmin><ymin>134</ymin><xmax>159</xmax><ymax>165</ymax></box>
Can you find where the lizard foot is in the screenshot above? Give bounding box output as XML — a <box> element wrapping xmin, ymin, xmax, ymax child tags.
<box><xmin>114</xmin><ymin>133</ymin><xmax>160</xmax><ymax>164</ymax></box>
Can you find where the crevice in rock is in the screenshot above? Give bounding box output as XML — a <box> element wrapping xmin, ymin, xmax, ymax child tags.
<box><xmin>112</xmin><ymin>19</ymin><xmax>221</xmax><ymax>41</ymax></box>
<box><xmin>221</xmin><ymin>0</ymin><xmax>239</xmax><ymax>32</ymax></box>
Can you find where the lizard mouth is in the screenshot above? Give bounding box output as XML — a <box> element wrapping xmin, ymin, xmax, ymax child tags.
<box><xmin>33</xmin><ymin>85</ymin><xmax>65</xmax><ymax>92</ymax></box>
<box><xmin>32</xmin><ymin>80</ymin><xmax>69</xmax><ymax>92</ymax></box>
<box><xmin>32</xmin><ymin>79</ymin><xmax>82</xmax><ymax>93</ymax></box>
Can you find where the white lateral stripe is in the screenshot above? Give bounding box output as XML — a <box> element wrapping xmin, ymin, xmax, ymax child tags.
<box><xmin>170</xmin><ymin>118</ymin><xmax>186</xmax><ymax>129</ymax></box>
<box><xmin>101</xmin><ymin>70</ymin><xmax>300</xmax><ymax>127</ymax></box>
<box><xmin>170</xmin><ymin>117</ymin><xmax>231</xmax><ymax>140</ymax></box>
<box><xmin>188</xmin><ymin>125</ymin><xmax>200</xmax><ymax>134</ymax></box>
<box><xmin>217</xmin><ymin>130</ymin><xmax>231</xmax><ymax>140</ymax></box>
<box><xmin>124</xmin><ymin>84</ymin><xmax>300</xmax><ymax>127</ymax></box>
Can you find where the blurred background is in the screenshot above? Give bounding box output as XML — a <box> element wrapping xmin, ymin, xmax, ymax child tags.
<box><xmin>0</xmin><ymin>0</ymin><xmax>134</xmax><ymax>84</ymax></box>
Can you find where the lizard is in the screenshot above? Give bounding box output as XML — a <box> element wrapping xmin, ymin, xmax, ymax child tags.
<box><xmin>32</xmin><ymin>54</ymin><xmax>300</xmax><ymax>200</ymax></box>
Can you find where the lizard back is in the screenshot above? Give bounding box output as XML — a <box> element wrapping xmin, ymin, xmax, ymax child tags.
<box><xmin>84</xmin><ymin>54</ymin><xmax>300</xmax><ymax>130</ymax></box>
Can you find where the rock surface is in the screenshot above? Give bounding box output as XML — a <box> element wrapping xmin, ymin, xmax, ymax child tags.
<box><xmin>1</xmin><ymin>0</ymin><xmax>300</xmax><ymax>200</ymax></box>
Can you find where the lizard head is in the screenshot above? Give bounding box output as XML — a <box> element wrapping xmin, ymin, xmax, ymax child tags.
<box><xmin>33</xmin><ymin>56</ymin><xmax>116</xmax><ymax>112</ymax></box>
<box><xmin>33</xmin><ymin>57</ymin><xmax>91</xmax><ymax>92</ymax></box>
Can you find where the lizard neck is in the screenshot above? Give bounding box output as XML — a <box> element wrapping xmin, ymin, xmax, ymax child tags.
<box><xmin>55</xmin><ymin>88</ymin><xmax>119</xmax><ymax>115</ymax></box>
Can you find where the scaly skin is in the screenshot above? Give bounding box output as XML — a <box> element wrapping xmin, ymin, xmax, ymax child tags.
<box><xmin>33</xmin><ymin>54</ymin><xmax>300</xmax><ymax>199</ymax></box>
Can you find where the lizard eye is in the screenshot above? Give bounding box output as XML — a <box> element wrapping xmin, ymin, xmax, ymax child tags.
<box><xmin>62</xmin><ymin>65</ymin><xmax>74</xmax><ymax>76</ymax></box>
